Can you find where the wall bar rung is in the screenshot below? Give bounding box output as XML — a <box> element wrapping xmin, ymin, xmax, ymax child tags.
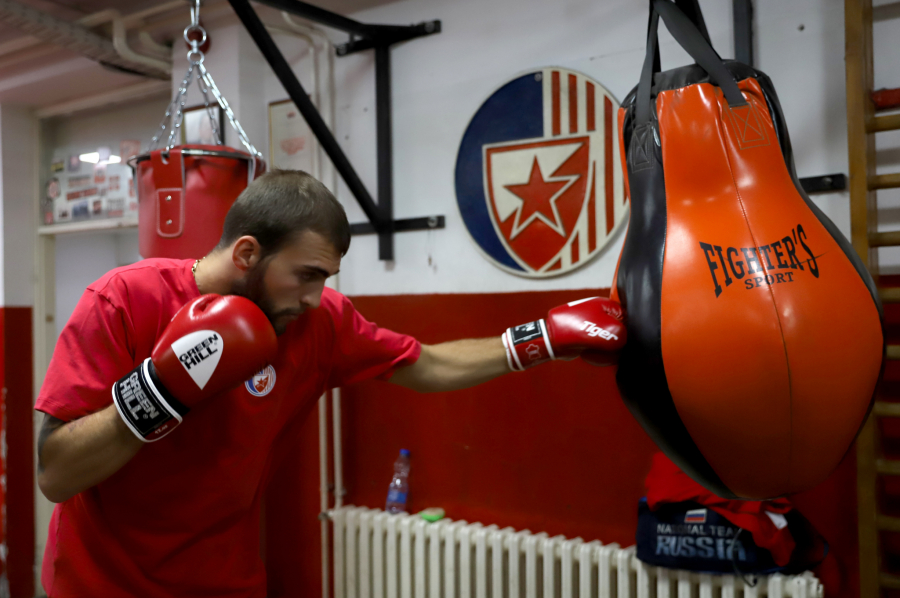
<box><xmin>873</xmin><ymin>401</ymin><xmax>900</xmax><ymax>417</ymax></box>
<box><xmin>879</xmin><ymin>287</ymin><xmax>900</xmax><ymax>302</ymax></box>
<box><xmin>877</xmin><ymin>515</ymin><xmax>900</xmax><ymax>532</ymax></box>
<box><xmin>869</xmin><ymin>113</ymin><xmax>900</xmax><ymax>132</ymax></box>
<box><xmin>868</xmin><ymin>231</ymin><xmax>900</xmax><ymax>247</ymax></box>
<box><xmin>869</xmin><ymin>173</ymin><xmax>900</xmax><ymax>190</ymax></box>
<box><xmin>877</xmin><ymin>459</ymin><xmax>900</xmax><ymax>475</ymax></box>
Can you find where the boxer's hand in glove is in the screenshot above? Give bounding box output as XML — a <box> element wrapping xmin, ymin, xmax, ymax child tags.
<box><xmin>113</xmin><ymin>294</ymin><xmax>277</xmax><ymax>441</ymax></box>
<box><xmin>501</xmin><ymin>297</ymin><xmax>626</xmax><ymax>371</ymax></box>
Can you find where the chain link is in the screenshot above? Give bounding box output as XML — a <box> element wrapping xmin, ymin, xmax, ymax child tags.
<box><xmin>149</xmin><ymin>0</ymin><xmax>260</xmax><ymax>159</ymax></box>
<box><xmin>190</xmin><ymin>0</ymin><xmax>200</xmax><ymax>28</ymax></box>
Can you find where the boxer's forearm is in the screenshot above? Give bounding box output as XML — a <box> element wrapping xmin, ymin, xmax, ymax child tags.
<box><xmin>37</xmin><ymin>405</ymin><xmax>143</xmax><ymax>503</ymax></box>
<box><xmin>389</xmin><ymin>338</ymin><xmax>510</xmax><ymax>393</ymax></box>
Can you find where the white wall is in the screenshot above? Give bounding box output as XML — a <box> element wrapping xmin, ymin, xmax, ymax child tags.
<box><xmin>42</xmin><ymin>0</ymin><xmax>900</xmax><ymax>306</ymax></box>
<box><xmin>52</xmin><ymin>231</ymin><xmax>138</xmax><ymax>336</ymax></box>
<box><xmin>42</xmin><ymin>97</ymin><xmax>165</xmax><ymax>334</ymax></box>
<box><xmin>256</xmin><ymin>0</ymin><xmax>898</xmax><ymax>293</ymax></box>
<box><xmin>165</xmin><ymin>0</ymin><xmax>900</xmax><ymax>293</ymax></box>
<box><xmin>0</xmin><ymin>104</ymin><xmax>36</xmax><ymax>308</ymax></box>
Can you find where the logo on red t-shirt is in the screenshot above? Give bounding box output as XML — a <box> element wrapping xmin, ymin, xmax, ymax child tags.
<box><xmin>245</xmin><ymin>365</ymin><xmax>277</xmax><ymax>397</ymax></box>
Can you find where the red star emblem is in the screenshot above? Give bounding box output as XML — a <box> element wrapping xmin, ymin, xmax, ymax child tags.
<box><xmin>254</xmin><ymin>376</ymin><xmax>269</xmax><ymax>392</ymax></box>
<box><xmin>504</xmin><ymin>157</ymin><xmax>575</xmax><ymax>239</ymax></box>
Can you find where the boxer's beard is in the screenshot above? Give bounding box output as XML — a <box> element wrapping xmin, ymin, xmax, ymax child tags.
<box><xmin>230</xmin><ymin>258</ymin><xmax>302</xmax><ymax>335</ymax></box>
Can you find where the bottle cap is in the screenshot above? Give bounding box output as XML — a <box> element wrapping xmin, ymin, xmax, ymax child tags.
<box><xmin>400</xmin><ymin>449</ymin><xmax>411</xmax><ymax>458</ymax></box>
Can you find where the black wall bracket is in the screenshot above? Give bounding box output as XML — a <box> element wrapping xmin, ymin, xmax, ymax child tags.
<box><xmin>799</xmin><ymin>173</ymin><xmax>847</xmax><ymax>194</ymax></box>
<box><xmin>226</xmin><ymin>0</ymin><xmax>444</xmax><ymax>260</ymax></box>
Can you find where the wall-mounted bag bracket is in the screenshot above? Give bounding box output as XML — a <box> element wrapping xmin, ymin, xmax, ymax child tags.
<box><xmin>799</xmin><ymin>173</ymin><xmax>847</xmax><ymax>194</ymax></box>
<box><xmin>227</xmin><ymin>0</ymin><xmax>444</xmax><ymax>260</ymax></box>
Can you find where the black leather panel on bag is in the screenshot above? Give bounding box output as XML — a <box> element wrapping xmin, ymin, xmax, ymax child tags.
<box><xmin>616</xmin><ymin>95</ymin><xmax>733</xmax><ymax>499</ymax></box>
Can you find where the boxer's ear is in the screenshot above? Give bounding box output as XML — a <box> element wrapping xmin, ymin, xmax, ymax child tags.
<box><xmin>232</xmin><ymin>236</ymin><xmax>262</xmax><ymax>271</ymax></box>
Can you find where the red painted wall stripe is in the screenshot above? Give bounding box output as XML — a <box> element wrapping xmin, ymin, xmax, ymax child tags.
<box><xmin>586</xmin><ymin>82</ymin><xmax>595</xmax><ymax>132</ymax></box>
<box><xmin>2</xmin><ymin>307</ymin><xmax>34</xmax><ymax>598</ymax></box>
<box><xmin>588</xmin><ymin>163</ymin><xmax>597</xmax><ymax>253</ymax></box>
<box><xmin>552</xmin><ymin>71</ymin><xmax>560</xmax><ymax>136</ymax></box>
<box><xmin>569</xmin><ymin>74</ymin><xmax>578</xmax><ymax>134</ymax></box>
<box><xmin>605</xmin><ymin>96</ymin><xmax>615</xmax><ymax>234</ymax></box>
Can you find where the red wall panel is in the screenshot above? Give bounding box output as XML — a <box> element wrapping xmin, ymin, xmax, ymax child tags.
<box><xmin>265</xmin><ymin>290</ymin><xmax>859</xmax><ymax>598</ymax></box>
<box><xmin>2</xmin><ymin>307</ymin><xmax>34</xmax><ymax>598</ymax></box>
<box><xmin>340</xmin><ymin>289</ymin><xmax>656</xmax><ymax>545</ymax></box>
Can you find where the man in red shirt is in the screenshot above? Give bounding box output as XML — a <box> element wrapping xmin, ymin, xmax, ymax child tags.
<box><xmin>35</xmin><ymin>170</ymin><xmax>625</xmax><ymax>597</ymax></box>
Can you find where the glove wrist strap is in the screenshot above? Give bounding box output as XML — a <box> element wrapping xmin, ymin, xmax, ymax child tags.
<box><xmin>113</xmin><ymin>358</ymin><xmax>189</xmax><ymax>442</ymax></box>
<box><xmin>502</xmin><ymin>319</ymin><xmax>555</xmax><ymax>372</ymax></box>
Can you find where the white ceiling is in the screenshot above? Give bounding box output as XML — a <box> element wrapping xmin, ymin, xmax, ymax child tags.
<box><xmin>0</xmin><ymin>0</ymin><xmax>404</xmax><ymax>113</ymax></box>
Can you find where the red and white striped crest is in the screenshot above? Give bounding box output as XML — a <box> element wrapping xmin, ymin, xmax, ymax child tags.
<box><xmin>482</xmin><ymin>68</ymin><xmax>627</xmax><ymax>277</ymax></box>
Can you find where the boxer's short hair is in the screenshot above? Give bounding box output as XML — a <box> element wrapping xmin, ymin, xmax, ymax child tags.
<box><xmin>218</xmin><ymin>170</ymin><xmax>351</xmax><ymax>256</ymax></box>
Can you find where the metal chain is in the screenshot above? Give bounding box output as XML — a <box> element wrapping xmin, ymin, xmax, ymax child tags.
<box><xmin>150</xmin><ymin>0</ymin><xmax>260</xmax><ymax>158</ymax></box>
<box><xmin>149</xmin><ymin>62</ymin><xmax>193</xmax><ymax>151</ymax></box>
<box><xmin>197</xmin><ymin>62</ymin><xmax>261</xmax><ymax>159</ymax></box>
<box><xmin>165</xmin><ymin>61</ymin><xmax>192</xmax><ymax>150</ymax></box>
<box><xmin>196</xmin><ymin>68</ymin><xmax>222</xmax><ymax>146</ymax></box>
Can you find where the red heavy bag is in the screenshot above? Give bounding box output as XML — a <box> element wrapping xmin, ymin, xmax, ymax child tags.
<box><xmin>131</xmin><ymin>145</ymin><xmax>265</xmax><ymax>259</ymax></box>
<box><xmin>611</xmin><ymin>0</ymin><xmax>884</xmax><ymax>499</ymax></box>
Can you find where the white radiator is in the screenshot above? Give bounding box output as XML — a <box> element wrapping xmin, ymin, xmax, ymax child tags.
<box><xmin>330</xmin><ymin>507</ymin><xmax>824</xmax><ymax>598</ymax></box>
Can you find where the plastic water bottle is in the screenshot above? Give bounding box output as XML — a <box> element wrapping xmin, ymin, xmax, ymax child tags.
<box><xmin>385</xmin><ymin>449</ymin><xmax>411</xmax><ymax>514</ymax></box>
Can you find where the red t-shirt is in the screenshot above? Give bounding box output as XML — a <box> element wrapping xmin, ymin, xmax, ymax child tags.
<box><xmin>35</xmin><ymin>259</ymin><xmax>420</xmax><ymax>597</ymax></box>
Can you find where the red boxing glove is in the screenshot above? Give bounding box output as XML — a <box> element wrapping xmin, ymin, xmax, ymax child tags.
<box><xmin>113</xmin><ymin>295</ymin><xmax>278</xmax><ymax>442</ymax></box>
<box><xmin>501</xmin><ymin>297</ymin><xmax>626</xmax><ymax>371</ymax></box>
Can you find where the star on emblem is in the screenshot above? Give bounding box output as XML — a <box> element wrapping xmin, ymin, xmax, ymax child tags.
<box><xmin>504</xmin><ymin>157</ymin><xmax>578</xmax><ymax>239</ymax></box>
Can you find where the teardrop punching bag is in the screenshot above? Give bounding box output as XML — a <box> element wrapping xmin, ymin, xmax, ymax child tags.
<box><xmin>611</xmin><ymin>0</ymin><xmax>885</xmax><ymax>499</ymax></box>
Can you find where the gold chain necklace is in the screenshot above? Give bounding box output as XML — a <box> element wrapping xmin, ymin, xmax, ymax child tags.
<box><xmin>192</xmin><ymin>257</ymin><xmax>204</xmax><ymax>293</ymax></box>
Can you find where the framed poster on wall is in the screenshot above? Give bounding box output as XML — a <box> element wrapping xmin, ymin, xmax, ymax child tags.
<box><xmin>182</xmin><ymin>104</ymin><xmax>223</xmax><ymax>145</ymax></box>
<box><xmin>44</xmin><ymin>150</ymin><xmax>136</xmax><ymax>225</ymax></box>
<box><xmin>268</xmin><ymin>99</ymin><xmax>316</xmax><ymax>174</ymax></box>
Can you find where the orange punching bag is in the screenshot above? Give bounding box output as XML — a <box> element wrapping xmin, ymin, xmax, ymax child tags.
<box><xmin>612</xmin><ymin>0</ymin><xmax>884</xmax><ymax>499</ymax></box>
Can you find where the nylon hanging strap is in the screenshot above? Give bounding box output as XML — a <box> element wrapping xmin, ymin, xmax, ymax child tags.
<box><xmin>636</xmin><ymin>0</ymin><xmax>746</xmax><ymax>127</ymax></box>
<box><xmin>647</xmin><ymin>2</ymin><xmax>661</xmax><ymax>77</ymax></box>
<box><xmin>646</xmin><ymin>0</ymin><xmax>712</xmax><ymax>76</ymax></box>
<box><xmin>636</xmin><ymin>8</ymin><xmax>662</xmax><ymax>126</ymax></box>
<box><xmin>674</xmin><ymin>0</ymin><xmax>712</xmax><ymax>45</ymax></box>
